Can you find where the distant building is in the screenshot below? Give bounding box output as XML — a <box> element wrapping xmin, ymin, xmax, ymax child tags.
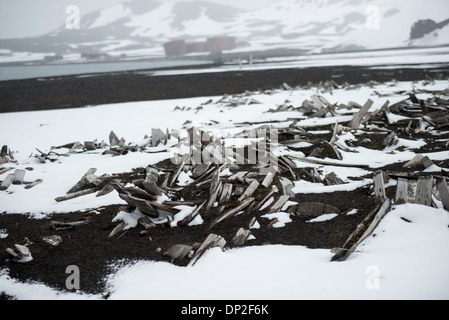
<box><xmin>164</xmin><ymin>36</ymin><xmax>236</xmax><ymax>57</ymax></box>
<box><xmin>164</xmin><ymin>40</ymin><xmax>187</xmax><ymax>57</ymax></box>
<box><xmin>206</xmin><ymin>36</ymin><xmax>236</xmax><ymax>53</ymax></box>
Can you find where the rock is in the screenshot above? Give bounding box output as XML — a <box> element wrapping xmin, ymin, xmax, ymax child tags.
<box><xmin>163</xmin><ymin>244</ymin><xmax>193</xmax><ymax>261</ymax></box>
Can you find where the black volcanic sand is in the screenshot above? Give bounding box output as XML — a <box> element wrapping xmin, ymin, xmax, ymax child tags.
<box><xmin>1</xmin><ymin>64</ymin><xmax>449</xmax><ymax>299</ymax></box>
<box><xmin>1</xmin><ymin>63</ymin><xmax>448</xmax><ymax>113</ymax></box>
<box><xmin>0</xmin><ymin>176</ymin><xmax>378</xmax><ymax>297</ymax></box>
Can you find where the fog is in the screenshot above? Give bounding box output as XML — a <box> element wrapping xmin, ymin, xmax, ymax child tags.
<box><xmin>0</xmin><ymin>0</ymin><xmax>270</xmax><ymax>39</ymax></box>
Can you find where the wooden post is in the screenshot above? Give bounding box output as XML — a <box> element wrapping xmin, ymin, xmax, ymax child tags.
<box><xmin>415</xmin><ymin>176</ymin><xmax>434</xmax><ymax>207</ymax></box>
<box><xmin>348</xmin><ymin>99</ymin><xmax>373</xmax><ymax>128</ymax></box>
<box><xmin>373</xmin><ymin>171</ymin><xmax>386</xmax><ymax>203</ymax></box>
<box><xmin>436</xmin><ymin>177</ymin><xmax>449</xmax><ymax>211</ymax></box>
<box><xmin>395</xmin><ymin>178</ymin><xmax>408</xmax><ymax>205</ymax></box>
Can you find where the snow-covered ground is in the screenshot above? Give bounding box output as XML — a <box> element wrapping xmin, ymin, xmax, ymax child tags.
<box><xmin>0</xmin><ymin>77</ymin><xmax>448</xmax><ymax>300</ymax></box>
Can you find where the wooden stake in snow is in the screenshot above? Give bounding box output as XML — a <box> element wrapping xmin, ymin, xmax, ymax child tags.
<box><xmin>210</xmin><ymin>197</ymin><xmax>255</xmax><ymax>229</ymax></box>
<box><xmin>415</xmin><ymin>176</ymin><xmax>434</xmax><ymax>207</ymax></box>
<box><xmin>348</xmin><ymin>99</ymin><xmax>373</xmax><ymax>128</ymax></box>
<box><xmin>189</xmin><ymin>233</ymin><xmax>226</xmax><ymax>266</ymax></box>
<box><xmin>12</xmin><ymin>169</ymin><xmax>26</xmax><ymax>185</ymax></box>
<box><xmin>373</xmin><ymin>171</ymin><xmax>386</xmax><ymax>203</ymax></box>
<box><xmin>238</xmin><ymin>180</ymin><xmax>259</xmax><ymax>201</ymax></box>
<box><xmin>395</xmin><ymin>178</ymin><xmax>408</xmax><ymax>205</ymax></box>
<box><xmin>436</xmin><ymin>177</ymin><xmax>449</xmax><ymax>211</ymax></box>
<box><xmin>232</xmin><ymin>228</ymin><xmax>252</xmax><ymax>246</ymax></box>
<box><xmin>0</xmin><ymin>173</ymin><xmax>14</xmax><ymax>191</ymax></box>
<box><xmin>333</xmin><ymin>198</ymin><xmax>391</xmax><ymax>262</ymax></box>
<box><xmin>67</xmin><ymin>168</ymin><xmax>97</xmax><ymax>194</ymax></box>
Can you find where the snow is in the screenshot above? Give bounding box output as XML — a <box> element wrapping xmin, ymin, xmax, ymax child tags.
<box><xmin>1</xmin><ymin>77</ymin><xmax>449</xmax><ymax>299</ymax></box>
<box><xmin>1</xmin><ymin>203</ymin><xmax>448</xmax><ymax>300</ymax></box>
<box><xmin>89</xmin><ymin>4</ymin><xmax>132</xmax><ymax>29</ymax></box>
<box><xmin>307</xmin><ymin>213</ymin><xmax>339</xmax><ymax>223</ymax></box>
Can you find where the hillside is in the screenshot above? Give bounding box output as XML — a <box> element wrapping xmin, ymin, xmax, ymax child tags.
<box><xmin>1</xmin><ymin>0</ymin><xmax>449</xmax><ymax>63</ymax></box>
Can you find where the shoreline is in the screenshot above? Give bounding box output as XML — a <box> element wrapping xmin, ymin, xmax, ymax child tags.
<box><xmin>1</xmin><ymin>64</ymin><xmax>448</xmax><ymax>113</ymax></box>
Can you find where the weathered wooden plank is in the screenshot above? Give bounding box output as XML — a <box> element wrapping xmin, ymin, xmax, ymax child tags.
<box><xmin>122</xmin><ymin>186</ymin><xmax>156</xmax><ymax>201</ymax></box>
<box><xmin>238</xmin><ymin>180</ymin><xmax>259</xmax><ymax>201</ymax></box>
<box><xmin>169</xmin><ymin>161</ymin><xmax>185</xmax><ymax>187</ymax></box>
<box><xmin>0</xmin><ymin>167</ymin><xmax>14</xmax><ymax>176</ymax></box>
<box><xmin>278</xmin><ymin>176</ymin><xmax>295</xmax><ymax>198</ymax></box>
<box><xmin>421</xmin><ymin>156</ymin><xmax>434</xmax><ymax>169</ymax></box>
<box><xmin>267</xmin><ymin>195</ymin><xmax>290</xmax><ymax>214</ymax></box>
<box><xmin>145</xmin><ymin>167</ymin><xmax>159</xmax><ymax>184</ymax></box>
<box><xmin>24</xmin><ymin>179</ymin><xmax>43</xmax><ymax>190</ymax></box>
<box><xmin>415</xmin><ymin>176</ymin><xmax>434</xmax><ymax>206</ymax></box>
<box><xmin>151</xmin><ymin>128</ymin><xmax>166</xmax><ymax>147</ymax></box>
<box><xmin>403</xmin><ymin>154</ymin><xmax>424</xmax><ymax>168</ymax></box>
<box><xmin>55</xmin><ymin>187</ymin><xmax>99</xmax><ymax>202</ymax></box>
<box><xmin>210</xmin><ymin>197</ymin><xmax>255</xmax><ymax>229</ymax></box>
<box><xmin>232</xmin><ymin>228</ymin><xmax>252</xmax><ymax>246</ymax></box>
<box><xmin>348</xmin><ymin>99</ymin><xmax>374</xmax><ymax>128</ymax></box>
<box><xmin>219</xmin><ymin>183</ymin><xmax>233</xmax><ymax>203</ymax></box>
<box><xmin>336</xmin><ymin>199</ymin><xmax>391</xmax><ymax>262</ymax></box>
<box><xmin>261</xmin><ymin>171</ymin><xmax>275</xmax><ymax>188</ymax></box>
<box><xmin>108</xmin><ymin>221</ymin><xmax>126</xmax><ymax>238</ymax></box>
<box><xmin>189</xmin><ymin>233</ymin><xmax>226</xmax><ymax>266</ymax></box>
<box><xmin>118</xmin><ymin>193</ymin><xmax>158</xmax><ymax>217</ymax></box>
<box><xmin>109</xmin><ymin>131</ymin><xmax>120</xmax><ymax>146</ymax></box>
<box><xmin>205</xmin><ymin>168</ymin><xmax>222</xmax><ymax>213</ymax></box>
<box><xmin>0</xmin><ymin>173</ymin><xmax>14</xmax><ymax>191</ymax></box>
<box><xmin>178</xmin><ymin>201</ymin><xmax>206</xmax><ymax>226</ymax></box>
<box><xmin>67</xmin><ymin>168</ymin><xmax>97</xmax><ymax>194</ymax></box>
<box><xmin>436</xmin><ymin>177</ymin><xmax>449</xmax><ymax>211</ymax></box>
<box><xmin>395</xmin><ymin>178</ymin><xmax>408</xmax><ymax>205</ymax></box>
<box><xmin>287</xmin><ymin>154</ymin><xmax>369</xmax><ymax>168</ymax></box>
<box><xmin>12</xmin><ymin>169</ymin><xmax>26</xmax><ymax>185</ymax></box>
<box><xmin>252</xmin><ymin>188</ymin><xmax>277</xmax><ymax>212</ymax></box>
<box><xmin>373</xmin><ymin>171</ymin><xmax>386</xmax><ymax>203</ymax></box>
<box><xmin>142</xmin><ymin>180</ymin><xmax>162</xmax><ymax>196</ymax></box>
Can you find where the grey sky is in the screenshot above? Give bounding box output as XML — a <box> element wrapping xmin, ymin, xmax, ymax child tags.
<box><xmin>0</xmin><ymin>0</ymin><xmax>271</xmax><ymax>39</ymax></box>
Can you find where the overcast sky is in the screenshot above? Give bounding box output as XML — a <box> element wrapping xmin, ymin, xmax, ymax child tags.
<box><xmin>0</xmin><ymin>0</ymin><xmax>271</xmax><ymax>39</ymax></box>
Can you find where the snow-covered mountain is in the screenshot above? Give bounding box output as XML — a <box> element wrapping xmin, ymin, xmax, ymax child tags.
<box><xmin>1</xmin><ymin>0</ymin><xmax>449</xmax><ymax>63</ymax></box>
